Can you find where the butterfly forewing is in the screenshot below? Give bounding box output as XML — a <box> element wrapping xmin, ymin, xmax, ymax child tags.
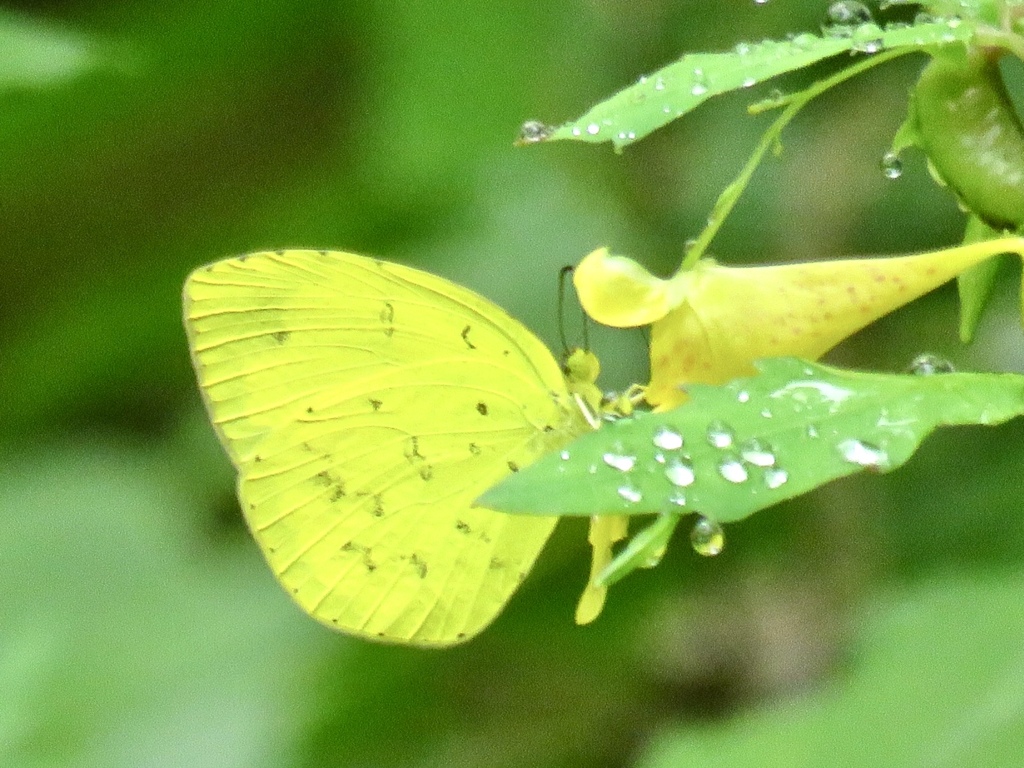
<box><xmin>184</xmin><ymin>250</ymin><xmax>591</xmax><ymax>645</ymax></box>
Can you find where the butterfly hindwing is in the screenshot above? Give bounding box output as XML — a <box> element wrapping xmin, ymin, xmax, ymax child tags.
<box><xmin>184</xmin><ymin>250</ymin><xmax>591</xmax><ymax>645</ymax></box>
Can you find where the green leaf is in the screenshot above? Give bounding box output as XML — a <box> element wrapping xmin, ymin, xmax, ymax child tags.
<box><xmin>0</xmin><ymin>10</ymin><xmax>129</xmax><ymax>88</ymax></box>
<box><xmin>544</xmin><ymin>19</ymin><xmax>973</xmax><ymax>150</ymax></box>
<box><xmin>637</xmin><ymin>571</ymin><xmax>1024</xmax><ymax>768</ymax></box>
<box><xmin>478</xmin><ymin>358</ymin><xmax>1024</xmax><ymax>522</ymax></box>
<box><xmin>958</xmin><ymin>215</ymin><xmax>1009</xmax><ymax>343</ymax></box>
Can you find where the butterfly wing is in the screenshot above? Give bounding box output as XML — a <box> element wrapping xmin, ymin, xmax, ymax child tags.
<box><xmin>184</xmin><ymin>250</ymin><xmax>589</xmax><ymax>645</ymax></box>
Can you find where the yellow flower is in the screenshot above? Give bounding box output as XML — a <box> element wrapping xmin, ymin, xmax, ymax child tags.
<box><xmin>575</xmin><ymin>239</ymin><xmax>1024</xmax><ymax>410</ymax></box>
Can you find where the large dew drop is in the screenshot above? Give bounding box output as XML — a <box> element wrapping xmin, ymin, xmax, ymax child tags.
<box><xmin>652</xmin><ymin>425</ymin><xmax>685</xmax><ymax>451</ymax></box>
<box><xmin>908</xmin><ymin>353</ymin><xmax>955</xmax><ymax>375</ymax></box>
<box><xmin>718</xmin><ymin>455</ymin><xmax>749</xmax><ymax>484</ymax></box>
<box><xmin>518</xmin><ymin>120</ymin><xmax>551</xmax><ymax>144</ymax></box>
<box><xmin>603</xmin><ymin>452</ymin><xmax>636</xmax><ymax>472</ymax></box>
<box><xmin>764</xmin><ymin>467</ymin><xmax>789</xmax><ymax>489</ymax></box>
<box><xmin>837</xmin><ymin>438</ymin><xmax>889</xmax><ymax>469</ymax></box>
<box><xmin>739</xmin><ymin>438</ymin><xmax>776</xmax><ymax>467</ymax></box>
<box><xmin>690</xmin><ymin>516</ymin><xmax>725</xmax><ymax>556</ymax></box>
<box><xmin>850</xmin><ymin>22</ymin><xmax>884</xmax><ymax>53</ymax></box>
<box><xmin>825</xmin><ymin>0</ymin><xmax>872</xmax><ymax>30</ymax></box>
<box><xmin>665</xmin><ymin>457</ymin><xmax>696</xmax><ymax>487</ymax></box>
<box><xmin>618</xmin><ymin>485</ymin><xmax>643</xmax><ymax>503</ymax></box>
<box><xmin>880</xmin><ymin>151</ymin><xmax>903</xmax><ymax>179</ymax></box>
<box><xmin>706</xmin><ymin>420</ymin><xmax>735</xmax><ymax>449</ymax></box>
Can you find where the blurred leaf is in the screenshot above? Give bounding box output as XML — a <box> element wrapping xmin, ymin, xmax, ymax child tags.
<box><xmin>638</xmin><ymin>571</ymin><xmax>1024</xmax><ymax>768</ymax></box>
<box><xmin>480</xmin><ymin>358</ymin><xmax>1024</xmax><ymax>522</ymax></box>
<box><xmin>544</xmin><ymin>18</ymin><xmax>973</xmax><ymax>150</ymax></box>
<box><xmin>0</xmin><ymin>10</ymin><xmax>128</xmax><ymax>88</ymax></box>
<box><xmin>0</xmin><ymin>441</ymin><xmax>330</xmax><ymax>768</ymax></box>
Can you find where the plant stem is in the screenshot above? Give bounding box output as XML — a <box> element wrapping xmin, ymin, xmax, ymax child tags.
<box><xmin>678</xmin><ymin>48</ymin><xmax>916</xmax><ymax>274</ymax></box>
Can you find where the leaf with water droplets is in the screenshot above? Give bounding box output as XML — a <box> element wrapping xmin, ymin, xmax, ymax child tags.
<box><xmin>539</xmin><ymin>18</ymin><xmax>973</xmax><ymax>150</ymax></box>
<box><xmin>478</xmin><ymin>358</ymin><xmax>1024</xmax><ymax>523</ymax></box>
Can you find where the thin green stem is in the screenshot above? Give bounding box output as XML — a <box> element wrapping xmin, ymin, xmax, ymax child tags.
<box><xmin>678</xmin><ymin>47</ymin><xmax>916</xmax><ymax>274</ymax></box>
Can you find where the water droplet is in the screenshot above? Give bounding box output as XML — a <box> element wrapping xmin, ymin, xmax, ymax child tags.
<box><xmin>825</xmin><ymin>1</ymin><xmax>873</xmax><ymax>28</ymax></box>
<box><xmin>691</xmin><ymin>68</ymin><xmax>708</xmax><ymax>96</ymax></box>
<box><xmin>760</xmin><ymin>408</ymin><xmax>773</xmax><ymax>419</ymax></box>
<box><xmin>654</xmin><ymin>452</ymin><xmax>666</xmax><ymax>464</ymax></box>
<box><xmin>837</xmin><ymin>438</ymin><xmax>889</xmax><ymax>469</ymax></box>
<box><xmin>571</xmin><ymin>127</ymin><xmax>581</xmax><ymax>137</ymax></box>
<box><xmin>690</xmin><ymin>516</ymin><xmax>724</xmax><ymax>556</ymax></box>
<box><xmin>790</xmin><ymin>32</ymin><xmax>817</xmax><ymax>50</ymax></box>
<box><xmin>742</xmin><ymin>77</ymin><xmax>757</xmax><ymax>88</ymax></box>
<box><xmin>653</xmin><ymin>425</ymin><xmax>685</xmax><ymax>451</ymax></box>
<box><xmin>735</xmin><ymin>41</ymin><xmax>752</xmax><ymax>55</ymax></box>
<box><xmin>668</xmin><ymin>489</ymin><xmax>687</xmax><ymax>507</ymax></box>
<box><xmin>737</xmin><ymin>390</ymin><xmax>750</xmax><ymax>403</ymax></box>
<box><xmin>560</xmin><ymin>450</ymin><xmax>570</xmax><ymax>460</ymax></box>
<box><xmin>908</xmin><ymin>353</ymin><xmax>955</xmax><ymax>375</ymax></box>
<box><xmin>603</xmin><ymin>452</ymin><xmax>636</xmax><ymax>471</ymax></box>
<box><xmin>880</xmin><ymin>149</ymin><xmax>904</xmax><ymax>177</ymax></box>
<box><xmin>754</xmin><ymin>0</ymin><xmax>770</xmax><ymax>5</ymax></box>
<box><xmin>718</xmin><ymin>455</ymin><xmax>749</xmax><ymax>483</ymax></box>
<box><xmin>586</xmin><ymin>123</ymin><xmax>600</xmax><ymax>136</ymax></box>
<box><xmin>618</xmin><ymin>485</ymin><xmax>643</xmax><ymax>503</ymax></box>
<box><xmin>807</xmin><ymin>424</ymin><xmax>819</xmax><ymax>438</ymax></box>
<box><xmin>740</xmin><ymin>438</ymin><xmax>776</xmax><ymax>467</ymax></box>
<box><xmin>764</xmin><ymin>467</ymin><xmax>789</xmax><ymax>489</ymax></box>
<box><xmin>665</xmin><ymin>457</ymin><xmax>696</xmax><ymax>488</ymax></box>
<box><xmin>706</xmin><ymin>420</ymin><xmax>735</xmax><ymax>448</ymax></box>
<box><xmin>654</xmin><ymin>77</ymin><xmax>666</xmax><ymax>91</ymax></box>
<box><xmin>850</xmin><ymin>22</ymin><xmax>884</xmax><ymax>53</ymax></box>
<box><xmin>518</xmin><ymin>120</ymin><xmax>551</xmax><ymax>144</ymax></box>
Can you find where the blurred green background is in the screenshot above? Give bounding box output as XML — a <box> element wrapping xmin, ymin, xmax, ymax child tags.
<box><xmin>3</xmin><ymin>1</ymin><xmax>1024</xmax><ymax>766</ymax></box>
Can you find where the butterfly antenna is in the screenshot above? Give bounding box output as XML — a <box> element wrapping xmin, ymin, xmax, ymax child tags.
<box><xmin>557</xmin><ymin>265</ymin><xmax>574</xmax><ymax>355</ymax></box>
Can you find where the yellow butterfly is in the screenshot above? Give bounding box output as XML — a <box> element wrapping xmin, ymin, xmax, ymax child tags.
<box><xmin>183</xmin><ymin>249</ymin><xmax>607</xmax><ymax>646</ymax></box>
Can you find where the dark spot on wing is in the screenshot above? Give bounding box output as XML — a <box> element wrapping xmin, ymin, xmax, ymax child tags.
<box><xmin>405</xmin><ymin>436</ymin><xmax>425</xmax><ymax>461</ymax></box>
<box><xmin>468</xmin><ymin>443</ymin><xmax>482</xmax><ymax>455</ymax></box>
<box><xmin>253</xmin><ymin>455</ymin><xmax>262</xmax><ymax>463</ymax></box>
<box><xmin>456</xmin><ymin>520</ymin><xmax>471</xmax><ymax>533</ymax></box>
<box><xmin>517</xmin><ymin>571</ymin><xmax>528</xmax><ymax>582</ymax></box>
<box><xmin>318</xmin><ymin>249</ymin><xmax>329</xmax><ymax>257</ymax></box>
<box><xmin>370</xmin><ymin>398</ymin><xmax>383</xmax><ymax>411</ymax></box>
<box><xmin>314</xmin><ymin>470</ymin><xmax>333</xmax><ymax>486</ymax></box>
<box><xmin>543</xmin><ymin>425</ymin><xmax>554</xmax><ymax>432</ymax></box>
<box><xmin>456</xmin><ymin>632</ymin><xmax>466</xmax><ymax>640</ymax></box>
<box><xmin>409</xmin><ymin>554</ymin><xmax>428</xmax><ymax>579</ymax></box>
<box><xmin>341</xmin><ymin>541</ymin><xmax>377</xmax><ymax>572</ymax></box>
<box><xmin>272</xmin><ymin>330</ymin><xmax>290</xmax><ymax>344</ymax></box>
<box><xmin>274</xmin><ymin>249</ymin><xmax>285</xmax><ymax>256</ymax></box>
<box><xmin>507</xmin><ymin>461</ymin><xmax>519</xmax><ymax>472</ymax></box>
<box><xmin>503</xmin><ymin>350</ymin><xmax>510</xmax><ymax>356</ymax></box>
<box><xmin>380</xmin><ymin>302</ymin><xmax>396</xmax><ymax>337</ymax></box>
<box><xmin>419</xmin><ymin>465</ymin><xmax>433</xmax><ymax>481</ymax></box>
<box><xmin>476</xmin><ymin>402</ymin><xmax>488</xmax><ymax>416</ymax></box>
<box><xmin>330</xmin><ymin>485</ymin><xmax>346</xmax><ymax>502</ymax></box>
<box><xmin>238</xmin><ymin>255</ymin><xmax>249</xmax><ymax>263</ymax></box>
<box><xmin>479</xmin><ymin>532</ymin><xmax>492</xmax><ymax>544</ymax></box>
<box><xmin>372</xmin><ymin>494</ymin><xmax>385</xmax><ymax>517</ymax></box>
<box><xmin>461</xmin><ymin>325</ymin><xmax>476</xmax><ymax>350</ymax></box>
<box><xmin>301</xmin><ymin>442</ymin><xmax>314</xmax><ymax>452</ymax></box>
<box><xmin>306</xmin><ymin>406</ymin><xmax>314</xmax><ymax>415</ymax></box>
<box><xmin>489</xmin><ymin>557</ymin><xmax>507</xmax><ymax>570</ymax></box>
